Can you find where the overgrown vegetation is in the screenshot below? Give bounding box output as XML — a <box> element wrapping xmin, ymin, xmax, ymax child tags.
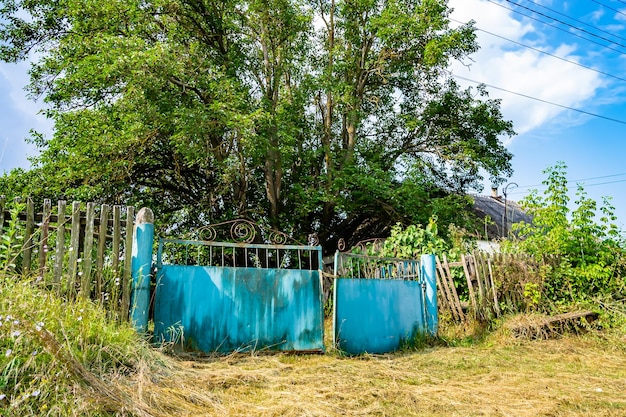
<box><xmin>505</xmin><ymin>162</ymin><xmax>626</xmax><ymax>311</ymax></box>
<box><xmin>0</xmin><ymin>271</ymin><xmax>168</xmax><ymax>416</ymax></box>
<box><xmin>0</xmin><ymin>186</ymin><xmax>625</xmax><ymax>415</ymax></box>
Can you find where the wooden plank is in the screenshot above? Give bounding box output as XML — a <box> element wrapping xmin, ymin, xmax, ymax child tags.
<box><xmin>509</xmin><ymin>311</ymin><xmax>599</xmax><ymax>339</ymax></box>
<box><xmin>475</xmin><ymin>252</ymin><xmax>490</xmax><ymax>319</ymax></box>
<box><xmin>461</xmin><ymin>254</ymin><xmax>477</xmax><ymax>317</ymax></box>
<box><xmin>112</xmin><ymin>206</ymin><xmax>121</xmax><ymax>279</ymax></box>
<box><xmin>121</xmin><ymin>206</ymin><xmax>135</xmax><ymax>320</ymax></box>
<box><xmin>436</xmin><ymin>256</ymin><xmax>459</xmax><ymax>321</ymax></box>
<box><xmin>487</xmin><ymin>257</ymin><xmax>501</xmax><ymax>317</ymax></box>
<box><xmin>22</xmin><ymin>198</ymin><xmax>35</xmax><ymax>273</ymax></box>
<box><xmin>53</xmin><ymin>200</ymin><xmax>67</xmax><ymax>290</ymax></box>
<box><xmin>80</xmin><ymin>202</ymin><xmax>96</xmax><ymax>299</ymax></box>
<box><xmin>434</xmin><ymin>259</ymin><xmax>450</xmax><ymax>310</ymax></box>
<box><xmin>37</xmin><ymin>199</ymin><xmax>51</xmax><ymax>280</ymax></box>
<box><xmin>442</xmin><ymin>254</ymin><xmax>465</xmax><ymax>321</ymax></box>
<box><xmin>110</xmin><ymin>205</ymin><xmax>122</xmax><ymax>310</ymax></box>
<box><xmin>472</xmin><ymin>251</ymin><xmax>486</xmax><ymax>307</ymax></box>
<box><xmin>96</xmin><ymin>204</ymin><xmax>110</xmax><ymax>303</ymax></box>
<box><xmin>67</xmin><ymin>201</ymin><xmax>82</xmax><ymax>299</ymax></box>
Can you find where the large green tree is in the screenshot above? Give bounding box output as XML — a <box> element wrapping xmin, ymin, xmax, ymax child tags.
<box><xmin>0</xmin><ymin>0</ymin><xmax>514</xmax><ymax>244</ymax></box>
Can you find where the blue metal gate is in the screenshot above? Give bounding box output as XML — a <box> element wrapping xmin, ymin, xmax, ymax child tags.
<box><xmin>333</xmin><ymin>252</ymin><xmax>437</xmax><ymax>355</ymax></box>
<box><xmin>153</xmin><ymin>238</ymin><xmax>324</xmax><ymax>353</ymax></box>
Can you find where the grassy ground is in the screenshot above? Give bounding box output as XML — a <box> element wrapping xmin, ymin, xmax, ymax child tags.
<box><xmin>145</xmin><ymin>330</ymin><xmax>626</xmax><ymax>417</ymax></box>
<box><xmin>2</xmin><ymin>273</ymin><xmax>626</xmax><ymax>416</ymax></box>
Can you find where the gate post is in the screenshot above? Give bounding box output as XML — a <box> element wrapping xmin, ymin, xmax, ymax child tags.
<box><xmin>131</xmin><ymin>207</ymin><xmax>154</xmax><ymax>333</ymax></box>
<box><xmin>421</xmin><ymin>254</ymin><xmax>438</xmax><ymax>335</ymax></box>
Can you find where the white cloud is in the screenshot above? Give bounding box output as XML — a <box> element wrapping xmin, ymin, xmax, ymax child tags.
<box><xmin>615</xmin><ymin>9</ymin><xmax>626</xmax><ymax>22</ymax></box>
<box><xmin>448</xmin><ymin>0</ymin><xmax>603</xmax><ymax>140</ymax></box>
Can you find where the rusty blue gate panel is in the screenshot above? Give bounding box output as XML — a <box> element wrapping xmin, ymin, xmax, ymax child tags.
<box><xmin>332</xmin><ymin>252</ymin><xmax>435</xmax><ymax>355</ymax></box>
<box><xmin>333</xmin><ymin>277</ymin><xmax>425</xmax><ymax>354</ymax></box>
<box><xmin>153</xmin><ymin>265</ymin><xmax>324</xmax><ymax>353</ymax></box>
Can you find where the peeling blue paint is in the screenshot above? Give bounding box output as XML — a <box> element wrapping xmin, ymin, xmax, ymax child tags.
<box><xmin>153</xmin><ymin>265</ymin><xmax>324</xmax><ymax>353</ymax></box>
<box><xmin>333</xmin><ymin>278</ymin><xmax>427</xmax><ymax>354</ymax></box>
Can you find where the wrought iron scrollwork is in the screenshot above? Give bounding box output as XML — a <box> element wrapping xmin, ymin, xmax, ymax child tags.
<box><xmin>230</xmin><ymin>220</ymin><xmax>256</xmax><ymax>243</ymax></box>
<box><xmin>338</xmin><ymin>237</ymin><xmax>385</xmax><ymax>253</ymax></box>
<box><xmin>189</xmin><ymin>219</ymin><xmax>312</xmax><ymax>245</ymax></box>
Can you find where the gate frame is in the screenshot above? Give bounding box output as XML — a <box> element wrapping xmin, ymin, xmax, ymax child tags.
<box><xmin>152</xmin><ymin>237</ymin><xmax>325</xmax><ymax>353</ymax></box>
<box><xmin>332</xmin><ymin>251</ymin><xmax>437</xmax><ymax>354</ymax></box>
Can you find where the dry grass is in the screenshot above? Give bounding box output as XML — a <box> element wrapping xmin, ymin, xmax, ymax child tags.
<box><xmin>112</xmin><ymin>326</ymin><xmax>626</xmax><ymax>417</ymax></box>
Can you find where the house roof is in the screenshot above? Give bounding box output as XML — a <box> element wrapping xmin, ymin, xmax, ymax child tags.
<box><xmin>471</xmin><ymin>193</ymin><xmax>532</xmax><ymax>240</ymax></box>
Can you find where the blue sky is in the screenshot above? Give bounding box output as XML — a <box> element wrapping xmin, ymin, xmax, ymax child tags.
<box><xmin>2</xmin><ymin>0</ymin><xmax>626</xmax><ymax>225</ymax></box>
<box><xmin>449</xmin><ymin>0</ymin><xmax>626</xmax><ymax>227</ymax></box>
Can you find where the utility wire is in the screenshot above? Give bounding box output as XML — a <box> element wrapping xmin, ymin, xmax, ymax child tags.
<box><xmin>451</xmin><ymin>18</ymin><xmax>626</xmax><ymax>84</ymax></box>
<box><xmin>449</xmin><ymin>72</ymin><xmax>626</xmax><ymax>125</ymax></box>
<box><xmin>510</xmin><ymin>173</ymin><xmax>626</xmax><ymax>189</ymax></box>
<box><xmin>485</xmin><ymin>0</ymin><xmax>626</xmax><ymax>55</ymax></box>
<box><xmin>592</xmin><ymin>0</ymin><xmax>626</xmax><ymax>19</ymax></box>
<box><xmin>525</xmin><ymin>0</ymin><xmax>626</xmax><ymax>44</ymax></box>
<box><xmin>508</xmin><ymin>178</ymin><xmax>626</xmax><ymax>195</ymax></box>
<box><xmin>503</xmin><ymin>0</ymin><xmax>626</xmax><ymax>49</ymax></box>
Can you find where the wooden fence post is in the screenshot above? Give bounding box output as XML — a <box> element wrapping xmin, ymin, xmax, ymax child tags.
<box><xmin>131</xmin><ymin>207</ymin><xmax>154</xmax><ymax>333</ymax></box>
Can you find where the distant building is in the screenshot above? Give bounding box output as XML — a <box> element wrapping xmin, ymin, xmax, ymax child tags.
<box><xmin>471</xmin><ymin>187</ymin><xmax>532</xmax><ymax>249</ymax></box>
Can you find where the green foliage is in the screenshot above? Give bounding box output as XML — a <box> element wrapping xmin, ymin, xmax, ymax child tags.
<box><xmin>0</xmin><ymin>0</ymin><xmax>514</xmax><ymax>242</ymax></box>
<box><xmin>507</xmin><ymin>162</ymin><xmax>626</xmax><ymax>306</ymax></box>
<box><xmin>0</xmin><ymin>269</ymin><xmax>161</xmax><ymax>416</ymax></box>
<box><xmin>378</xmin><ymin>219</ymin><xmax>449</xmax><ymax>259</ymax></box>
<box><xmin>0</xmin><ymin>200</ymin><xmax>25</xmax><ymax>272</ymax></box>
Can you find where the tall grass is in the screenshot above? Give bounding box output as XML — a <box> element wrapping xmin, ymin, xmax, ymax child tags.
<box><xmin>0</xmin><ymin>270</ymin><xmax>170</xmax><ymax>416</ymax></box>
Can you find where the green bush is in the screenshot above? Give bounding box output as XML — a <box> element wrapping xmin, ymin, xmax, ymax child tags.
<box><xmin>506</xmin><ymin>162</ymin><xmax>626</xmax><ymax>307</ymax></box>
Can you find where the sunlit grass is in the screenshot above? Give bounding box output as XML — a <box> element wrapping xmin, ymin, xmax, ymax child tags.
<box><xmin>2</xmin><ymin>269</ymin><xmax>626</xmax><ymax>416</ymax></box>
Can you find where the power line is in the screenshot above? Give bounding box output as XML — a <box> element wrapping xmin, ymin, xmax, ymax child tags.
<box><xmin>449</xmin><ymin>72</ymin><xmax>626</xmax><ymax>125</ymax></box>
<box><xmin>509</xmin><ymin>178</ymin><xmax>626</xmax><ymax>195</ymax></box>
<box><xmin>485</xmin><ymin>0</ymin><xmax>626</xmax><ymax>55</ymax></box>
<box><xmin>511</xmin><ymin>172</ymin><xmax>626</xmax><ymax>189</ymax></box>
<box><xmin>524</xmin><ymin>0</ymin><xmax>626</xmax><ymax>44</ymax></box>
<box><xmin>592</xmin><ymin>0</ymin><xmax>626</xmax><ymax>19</ymax></box>
<box><xmin>450</xmin><ymin>18</ymin><xmax>626</xmax><ymax>84</ymax></box>
<box><xmin>502</xmin><ymin>0</ymin><xmax>626</xmax><ymax>49</ymax></box>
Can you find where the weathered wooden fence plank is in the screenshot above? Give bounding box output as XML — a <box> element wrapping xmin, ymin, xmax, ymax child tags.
<box><xmin>112</xmin><ymin>206</ymin><xmax>121</xmax><ymax>281</ymax></box>
<box><xmin>487</xmin><ymin>257</ymin><xmax>501</xmax><ymax>317</ymax></box>
<box><xmin>121</xmin><ymin>206</ymin><xmax>135</xmax><ymax>319</ymax></box>
<box><xmin>461</xmin><ymin>254</ymin><xmax>477</xmax><ymax>317</ymax></box>
<box><xmin>96</xmin><ymin>204</ymin><xmax>110</xmax><ymax>301</ymax></box>
<box><xmin>81</xmin><ymin>202</ymin><xmax>96</xmax><ymax>299</ymax></box>
<box><xmin>53</xmin><ymin>200</ymin><xmax>66</xmax><ymax>289</ymax></box>
<box><xmin>67</xmin><ymin>201</ymin><xmax>82</xmax><ymax>299</ymax></box>
<box><xmin>22</xmin><ymin>198</ymin><xmax>35</xmax><ymax>272</ymax></box>
<box><xmin>37</xmin><ymin>199</ymin><xmax>51</xmax><ymax>280</ymax></box>
<box><xmin>441</xmin><ymin>254</ymin><xmax>466</xmax><ymax>322</ymax></box>
<box><xmin>437</xmin><ymin>256</ymin><xmax>455</xmax><ymax>320</ymax></box>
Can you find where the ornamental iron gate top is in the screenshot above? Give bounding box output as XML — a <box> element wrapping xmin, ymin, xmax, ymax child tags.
<box><xmin>334</xmin><ymin>252</ymin><xmax>422</xmax><ymax>281</ymax></box>
<box><xmin>158</xmin><ymin>219</ymin><xmax>321</xmax><ymax>270</ymax></box>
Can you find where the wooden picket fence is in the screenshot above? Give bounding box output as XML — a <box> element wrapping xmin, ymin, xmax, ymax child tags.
<box><xmin>0</xmin><ymin>197</ymin><xmax>136</xmax><ymax>320</ymax></box>
<box><xmin>437</xmin><ymin>252</ymin><xmax>547</xmax><ymax>322</ymax></box>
